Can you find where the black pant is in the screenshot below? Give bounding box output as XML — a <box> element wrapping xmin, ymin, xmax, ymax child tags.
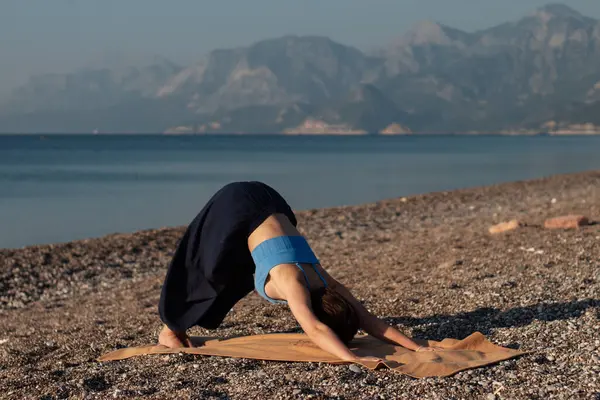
<box><xmin>158</xmin><ymin>181</ymin><xmax>297</xmax><ymax>331</ymax></box>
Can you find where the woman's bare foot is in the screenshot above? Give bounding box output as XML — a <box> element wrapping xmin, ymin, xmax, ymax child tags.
<box><xmin>158</xmin><ymin>325</ymin><xmax>193</xmax><ymax>348</ymax></box>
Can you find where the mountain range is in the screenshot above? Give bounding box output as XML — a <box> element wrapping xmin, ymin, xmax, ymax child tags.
<box><xmin>1</xmin><ymin>3</ymin><xmax>600</xmax><ymax>134</ymax></box>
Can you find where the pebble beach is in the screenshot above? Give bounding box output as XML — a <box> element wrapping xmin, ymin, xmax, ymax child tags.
<box><xmin>1</xmin><ymin>171</ymin><xmax>599</xmax><ymax>399</ymax></box>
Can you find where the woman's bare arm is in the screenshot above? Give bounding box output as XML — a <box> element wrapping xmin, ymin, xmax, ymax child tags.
<box><xmin>277</xmin><ymin>275</ymin><xmax>384</xmax><ymax>361</ymax></box>
<box><xmin>280</xmin><ymin>277</ymin><xmax>359</xmax><ymax>361</ymax></box>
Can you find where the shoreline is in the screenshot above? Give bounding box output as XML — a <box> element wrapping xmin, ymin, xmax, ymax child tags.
<box><xmin>1</xmin><ymin>170</ymin><xmax>599</xmax><ymax>399</ymax></box>
<box><xmin>2</xmin><ymin>169</ymin><xmax>598</xmax><ymax>252</ymax></box>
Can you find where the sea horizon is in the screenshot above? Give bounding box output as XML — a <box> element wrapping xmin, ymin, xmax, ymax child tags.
<box><xmin>0</xmin><ymin>132</ymin><xmax>550</xmax><ymax>137</ymax></box>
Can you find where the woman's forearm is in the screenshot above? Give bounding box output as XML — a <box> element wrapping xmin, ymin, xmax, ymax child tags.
<box><xmin>361</xmin><ymin>314</ymin><xmax>421</xmax><ymax>351</ymax></box>
<box><xmin>305</xmin><ymin>323</ymin><xmax>358</xmax><ymax>361</ymax></box>
<box><xmin>376</xmin><ymin>324</ymin><xmax>421</xmax><ymax>351</ymax></box>
<box><xmin>327</xmin><ymin>279</ymin><xmax>421</xmax><ymax>351</ymax></box>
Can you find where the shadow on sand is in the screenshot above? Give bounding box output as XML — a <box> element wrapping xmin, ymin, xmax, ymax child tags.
<box><xmin>384</xmin><ymin>298</ymin><xmax>599</xmax><ymax>347</ymax></box>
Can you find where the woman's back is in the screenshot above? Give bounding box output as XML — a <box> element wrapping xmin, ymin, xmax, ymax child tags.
<box><xmin>249</xmin><ymin>214</ymin><xmax>327</xmax><ymax>302</ymax></box>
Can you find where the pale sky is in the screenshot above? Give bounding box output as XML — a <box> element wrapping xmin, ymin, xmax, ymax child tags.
<box><xmin>1</xmin><ymin>0</ymin><xmax>599</xmax><ymax>96</ymax></box>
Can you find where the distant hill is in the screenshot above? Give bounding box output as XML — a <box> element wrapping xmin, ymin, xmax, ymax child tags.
<box><xmin>1</xmin><ymin>3</ymin><xmax>600</xmax><ymax>134</ymax></box>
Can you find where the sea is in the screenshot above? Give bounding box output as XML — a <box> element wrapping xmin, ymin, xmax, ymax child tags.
<box><xmin>1</xmin><ymin>134</ymin><xmax>600</xmax><ymax>249</ymax></box>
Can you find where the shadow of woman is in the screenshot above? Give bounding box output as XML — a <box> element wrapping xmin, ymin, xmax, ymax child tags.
<box><xmin>382</xmin><ymin>298</ymin><xmax>599</xmax><ymax>347</ymax></box>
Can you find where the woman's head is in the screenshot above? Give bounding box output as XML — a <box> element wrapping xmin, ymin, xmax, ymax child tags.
<box><xmin>310</xmin><ymin>287</ymin><xmax>359</xmax><ymax>344</ymax></box>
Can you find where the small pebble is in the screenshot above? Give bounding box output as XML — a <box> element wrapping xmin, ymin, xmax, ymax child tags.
<box><xmin>349</xmin><ymin>364</ymin><xmax>362</xmax><ymax>373</ymax></box>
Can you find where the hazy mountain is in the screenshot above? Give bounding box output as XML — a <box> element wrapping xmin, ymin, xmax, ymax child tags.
<box><xmin>373</xmin><ymin>3</ymin><xmax>600</xmax><ymax>131</ymax></box>
<box><xmin>156</xmin><ymin>35</ymin><xmax>374</xmax><ymax>114</ymax></box>
<box><xmin>312</xmin><ymin>83</ymin><xmax>408</xmax><ymax>133</ymax></box>
<box><xmin>1</xmin><ymin>56</ymin><xmax>181</xmax><ymax>114</ymax></box>
<box><xmin>1</xmin><ymin>3</ymin><xmax>599</xmax><ymax>133</ymax></box>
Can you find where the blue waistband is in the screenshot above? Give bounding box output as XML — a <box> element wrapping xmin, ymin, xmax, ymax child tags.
<box><xmin>251</xmin><ymin>236</ymin><xmax>322</xmax><ymax>303</ymax></box>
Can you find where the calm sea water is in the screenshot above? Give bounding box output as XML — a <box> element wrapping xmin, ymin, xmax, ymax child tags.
<box><xmin>1</xmin><ymin>134</ymin><xmax>599</xmax><ymax>249</ymax></box>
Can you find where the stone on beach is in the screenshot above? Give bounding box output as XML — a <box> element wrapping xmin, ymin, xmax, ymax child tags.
<box><xmin>543</xmin><ymin>215</ymin><xmax>590</xmax><ymax>229</ymax></box>
<box><xmin>488</xmin><ymin>220</ymin><xmax>522</xmax><ymax>234</ymax></box>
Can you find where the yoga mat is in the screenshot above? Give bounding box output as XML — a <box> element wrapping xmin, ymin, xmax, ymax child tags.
<box><xmin>98</xmin><ymin>332</ymin><xmax>526</xmax><ymax>378</ymax></box>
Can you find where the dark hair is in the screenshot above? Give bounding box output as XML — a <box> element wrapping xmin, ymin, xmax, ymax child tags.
<box><xmin>310</xmin><ymin>287</ymin><xmax>359</xmax><ymax>344</ymax></box>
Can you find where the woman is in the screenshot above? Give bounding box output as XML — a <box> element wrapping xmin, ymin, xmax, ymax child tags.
<box><xmin>158</xmin><ymin>181</ymin><xmax>439</xmax><ymax>363</ymax></box>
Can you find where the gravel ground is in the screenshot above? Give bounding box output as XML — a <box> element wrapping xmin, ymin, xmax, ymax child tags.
<box><xmin>1</xmin><ymin>171</ymin><xmax>599</xmax><ymax>400</ymax></box>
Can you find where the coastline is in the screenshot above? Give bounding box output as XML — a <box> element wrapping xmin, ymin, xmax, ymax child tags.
<box><xmin>1</xmin><ymin>170</ymin><xmax>599</xmax><ymax>399</ymax></box>
<box><xmin>2</xmin><ymin>169</ymin><xmax>599</xmax><ymax>252</ymax></box>
<box><xmin>3</xmin><ymin>129</ymin><xmax>600</xmax><ymax>136</ymax></box>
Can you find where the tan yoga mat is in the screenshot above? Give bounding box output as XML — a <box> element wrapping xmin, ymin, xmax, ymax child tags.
<box><xmin>98</xmin><ymin>332</ymin><xmax>526</xmax><ymax>378</ymax></box>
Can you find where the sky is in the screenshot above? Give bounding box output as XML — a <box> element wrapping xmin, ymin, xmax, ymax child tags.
<box><xmin>1</xmin><ymin>0</ymin><xmax>599</xmax><ymax>96</ymax></box>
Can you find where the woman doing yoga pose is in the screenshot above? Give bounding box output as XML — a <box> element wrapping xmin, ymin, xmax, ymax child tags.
<box><xmin>158</xmin><ymin>181</ymin><xmax>439</xmax><ymax>362</ymax></box>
